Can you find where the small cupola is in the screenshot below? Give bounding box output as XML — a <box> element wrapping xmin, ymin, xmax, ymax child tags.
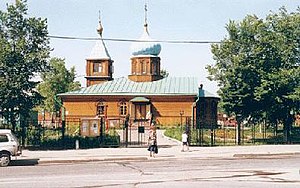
<box><xmin>128</xmin><ymin>4</ymin><xmax>163</xmax><ymax>82</ymax></box>
<box><xmin>85</xmin><ymin>14</ymin><xmax>114</xmax><ymax>87</ymax></box>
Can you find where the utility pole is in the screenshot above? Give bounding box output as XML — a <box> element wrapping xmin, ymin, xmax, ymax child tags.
<box><xmin>236</xmin><ymin>114</ymin><xmax>242</xmax><ymax>145</ymax></box>
<box><xmin>53</xmin><ymin>96</ymin><xmax>66</xmax><ymax>140</ymax></box>
<box><xmin>61</xmin><ymin>107</ymin><xmax>66</xmax><ymax>140</ymax></box>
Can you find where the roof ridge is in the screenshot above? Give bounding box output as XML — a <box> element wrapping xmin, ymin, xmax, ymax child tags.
<box><xmin>58</xmin><ymin>76</ymin><xmax>219</xmax><ymax>98</ymax></box>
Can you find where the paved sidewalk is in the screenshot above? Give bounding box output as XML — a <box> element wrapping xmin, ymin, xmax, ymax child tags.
<box><xmin>16</xmin><ymin>130</ymin><xmax>300</xmax><ymax>165</ymax></box>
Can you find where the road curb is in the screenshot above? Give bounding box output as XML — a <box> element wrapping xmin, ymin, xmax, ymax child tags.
<box><xmin>233</xmin><ymin>152</ymin><xmax>300</xmax><ymax>158</ymax></box>
<box><xmin>37</xmin><ymin>156</ymin><xmax>149</xmax><ymax>164</ymax></box>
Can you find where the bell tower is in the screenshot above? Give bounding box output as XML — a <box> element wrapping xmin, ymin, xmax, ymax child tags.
<box><xmin>129</xmin><ymin>4</ymin><xmax>163</xmax><ymax>82</ymax></box>
<box><xmin>85</xmin><ymin>14</ymin><xmax>114</xmax><ymax>87</ymax></box>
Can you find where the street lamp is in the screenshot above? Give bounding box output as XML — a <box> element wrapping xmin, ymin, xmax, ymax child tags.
<box><xmin>180</xmin><ymin>110</ymin><xmax>184</xmax><ymax>131</ymax></box>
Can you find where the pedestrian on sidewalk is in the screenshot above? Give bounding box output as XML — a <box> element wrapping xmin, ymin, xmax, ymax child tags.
<box><xmin>147</xmin><ymin>124</ymin><xmax>158</xmax><ymax>157</ymax></box>
<box><xmin>181</xmin><ymin>131</ymin><xmax>189</xmax><ymax>152</ymax></box>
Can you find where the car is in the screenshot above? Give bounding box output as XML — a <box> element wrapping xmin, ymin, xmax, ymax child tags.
<box><xmin>0</xmin><ymin>129</ymin><xmax>22</xmax><ymax>167</ymax></box>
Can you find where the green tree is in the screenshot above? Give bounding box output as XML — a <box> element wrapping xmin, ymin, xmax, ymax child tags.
<box><xmin>207</xmin><ymin>7</ymin><xmax>300</xmax><ymax>143</ymax></box>
<box><xmin>0</xmin><ymin>0</ymin><xmax>50</xmax><ymax>137</ymax></box>
<box><xmin>160</xmin><ymin>69</ymin><xmax>169</xmax><ymax>78</ymax></box>
<box><xmin>37</xmin><ymin>57</ymin><xmax>81</xmax><ymax>116</ymax></box>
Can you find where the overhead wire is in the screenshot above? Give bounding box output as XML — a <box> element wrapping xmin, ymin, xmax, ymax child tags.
<box><xmin>48</xmin><ymin>35</ymin><xmax>221</xmax><ymax>44</ymax></box>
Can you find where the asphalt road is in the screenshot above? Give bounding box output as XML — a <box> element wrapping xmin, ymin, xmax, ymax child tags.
<box><xmin>1</xmin><ymin>155</ymin><xmax>300</xmax><ymax>188</ymax></box>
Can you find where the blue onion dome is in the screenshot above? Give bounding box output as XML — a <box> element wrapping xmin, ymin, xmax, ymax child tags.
<box><xmin>131</xmin><ymin>24</ymin><xmax>161</xmax><ymax>56</ymax></box>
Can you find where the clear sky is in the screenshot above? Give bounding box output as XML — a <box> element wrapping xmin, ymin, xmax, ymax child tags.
<box><xmin>1</xmin><ymin>0</ymin><xmax>299</xmax><ymax>95</ymax></box>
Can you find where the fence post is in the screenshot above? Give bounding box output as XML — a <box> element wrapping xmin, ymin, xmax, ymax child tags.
<box><xmin>75</xmin><ymin>139</ymin><xmax>79</xmax><ymax>150</ymax></box>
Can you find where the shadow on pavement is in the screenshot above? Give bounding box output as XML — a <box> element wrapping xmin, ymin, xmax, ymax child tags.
<box><xmin>9</xmin><ymin>159</ymin><xmax>39</xmax><ymax>166</ymax></box>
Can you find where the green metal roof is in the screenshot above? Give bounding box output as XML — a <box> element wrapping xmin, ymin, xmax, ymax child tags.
<box><xmin>58</xmin><ymin>77</ymin><xmax>217</xmax><ymax>97</ymax></box>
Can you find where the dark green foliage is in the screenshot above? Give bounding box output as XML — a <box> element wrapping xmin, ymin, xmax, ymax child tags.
<box><xmin>207</xmin><ymin>7</ymin><xmax>300</xmax><ymax>142</ymax></box>
<box><xmin>37</xmin><ymin>135</ymin><xmax>120</xmax><ymax>150</ymax></box>
<box><xmin>160</xmin><ymin>69</ymin><xmax>169</xmax><ymax>78</ymax></box>
<box><xmin>0</xmin><ymin>1</ymin><xmax>50</xmax><ymax>132</ymax></box>
<box><xmin>25</xmin><ymin>126</ymin><xmax>120</xmax><ymax>150</ymax></box>
<box><xmin>37</xmin><ymin>57</ymin><xmax>81</xmax><ymax>114</ymax></box>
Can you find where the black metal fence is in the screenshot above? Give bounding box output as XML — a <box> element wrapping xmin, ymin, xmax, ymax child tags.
<box><xmin>181</xmin><ymin>117</ymin><xmax>300</xmax><ymax>146</ymax></box>
<box><xmin>2</xmin><ymin>116</ymin><xmax>299</xmax><ymax>148</ymax></box>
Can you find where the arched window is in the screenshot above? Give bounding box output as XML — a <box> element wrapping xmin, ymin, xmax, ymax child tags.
<box><xmin>96</xmin><ymin>101</ymin><xmax>106</xmax><ymax>116</ymax></box>
<box><xmin>119</xmin><ymin>101</ymin><xmax>128</xmax><ymax>116</ymax></box>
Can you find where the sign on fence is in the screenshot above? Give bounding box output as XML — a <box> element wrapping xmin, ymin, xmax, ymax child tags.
<box><xmin>81</xmin><ymin>118</ymin><xmax>101</xmax><ymax>137</ymax></box>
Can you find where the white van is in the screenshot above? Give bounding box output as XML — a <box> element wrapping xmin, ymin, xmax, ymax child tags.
<box><xmin>0</xmin><ymin>129</ymin><xmax>22</xmax><ymax>167</ymax></box>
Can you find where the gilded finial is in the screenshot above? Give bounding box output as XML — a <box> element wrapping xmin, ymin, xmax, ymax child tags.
<box><xmin>97</xmin><ymin>10</ymin><xmax>103</xmax><ymax>37</ymax></box>
<box><xmin>143</xmin><ymin>2</ymin><xmax>149</xmax><ymax>35</ymax></box>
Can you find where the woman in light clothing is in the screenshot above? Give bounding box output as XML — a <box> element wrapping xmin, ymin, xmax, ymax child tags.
<box><xmin>181</xmin><ymin>131</ymin><xmax>189</xmax><ymax>152</ymax></box>
<box><xmin>147</xmin><ymin>125</ymin><xmax>158</xmax><ymax>157</ymax></box>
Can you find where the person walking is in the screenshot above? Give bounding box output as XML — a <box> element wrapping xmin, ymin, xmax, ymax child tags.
<box><xmin>181</xmin><ymin>131</ymin><xmax>189</xmax><ymax>152</ymax></box>
<box><xmin>147</xmin><ymin>125</ymin><xmax>158</xmax><ymax>157</ymax></box>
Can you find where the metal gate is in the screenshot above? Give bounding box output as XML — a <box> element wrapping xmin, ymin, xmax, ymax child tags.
<box><xmin>118</xmin><ymin>120</ymin><xmax>150</xmax><ymax>147</ymax></box>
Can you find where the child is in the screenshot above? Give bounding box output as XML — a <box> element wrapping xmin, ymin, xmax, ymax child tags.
<box><xmin>181</xmin><ymin>131</ymin><xmax>189</xmax><ymax>152</ymax></box>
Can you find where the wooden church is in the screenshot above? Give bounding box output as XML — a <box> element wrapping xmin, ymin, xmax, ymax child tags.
<box><xmin>58</xmin><ymin>12</ymin><xmax>219</xmax><ymax>130</ymax></box>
